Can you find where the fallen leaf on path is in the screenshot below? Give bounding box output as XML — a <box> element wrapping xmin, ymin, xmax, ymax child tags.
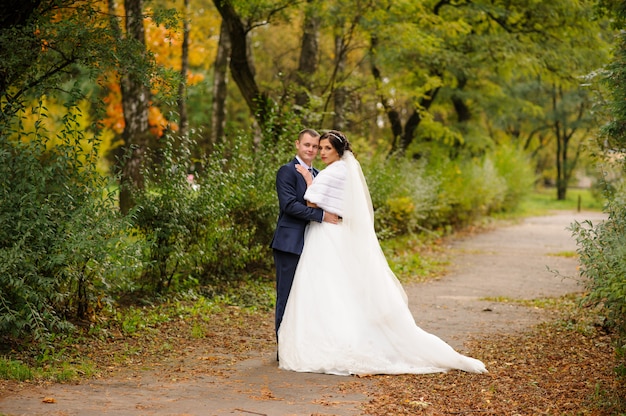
<box><xmin>250</xmin><ymin>386</ymin><xmax>281</xmax><ymax>401</ymax></box>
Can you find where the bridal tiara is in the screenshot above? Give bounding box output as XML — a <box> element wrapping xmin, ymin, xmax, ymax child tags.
<box><xmin>328</xmin><ymin>132</ymin><xmax>344</xmax><ymax>143</ymax></box>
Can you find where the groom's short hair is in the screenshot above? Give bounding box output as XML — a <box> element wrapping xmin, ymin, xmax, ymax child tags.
<box><xmin>298</xmin><ymin>128</ymin><xmax>320</xmax><ymax>140</ymax></box>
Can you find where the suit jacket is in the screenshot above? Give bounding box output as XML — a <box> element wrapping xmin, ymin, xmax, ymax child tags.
<box><xmin>270</xmin><ymin>158</ymin><xmax>323</xmax><ymax>255</ymax></box>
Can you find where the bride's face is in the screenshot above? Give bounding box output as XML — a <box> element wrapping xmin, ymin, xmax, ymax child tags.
<box><xmin>319</xmin><ymin>138</ymin><xmax>340</xmax><ymax>165</ymax></box>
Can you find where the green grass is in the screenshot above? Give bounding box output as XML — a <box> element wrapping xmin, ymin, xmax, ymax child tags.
<box><xmin>381</xmin><ymin>232</ymin><xmax>451</xmax><ymax>284</ymax></box>
<box><xmin>0</xmin><ymin>358</ymin><xmax>33</xmax><ymax>381</ymax></box>
<box><xmin>548</xmin><ymin>250</ymin><xmax>578</xmax><ymax>258</ymax></box>
<box><xmin>515</xmin><ymin>187</ymin><xmax>605</xmax><ymax>216</ymax></box>
<box><xmin>0</xmin><ymin>354</ymin><xmax>97</xmax><ymax>383</ymax></box>
<box><xmin>481</xmin><ymin>294</ymin><xmax>579</xmax><ymax>310</ymax></box>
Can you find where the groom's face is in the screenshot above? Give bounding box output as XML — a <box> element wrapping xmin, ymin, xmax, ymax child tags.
<box><xmin>296</xmin><ymin>133</ymin><xmax>320</xmax><ymax>166</ymax></box>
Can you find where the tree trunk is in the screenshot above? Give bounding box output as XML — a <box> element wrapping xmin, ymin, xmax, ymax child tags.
<box><xmin>119</xmin><ymin>0</ymin><xmax>151</xmax><ymax>214</ymax></box>
<box><xmin>370</xmin><ymin>34</ymin><xmax>440</xmax><ymax>154</ymax></box>
<box><xmin>556</xmin><ymin>131</ymin><xmax>566</xmax><ymax>200</ymax></box>
<box><xmin>209</xmin><ymin>19</ymin><xmax>231</xmax><ymax>149</ymax></box>
<box><xmin>295</xmin><ymin>0</ymin><xmax>320</xmax><ymax>120</ymax></box>
<box><xmin>552</xmin><ymin>84</ymin><xmax>587</xmax><ymax>201</ymax></box>
<box><xmin>452</xmin><ymin>74</ymin><xmax>470</xmax><ymax>123</ymax></box>
<box><xmin>399</xmin><ymin>89</ymin><xmax>440</xmax><ymax>153</ymax></box>
<box><xmin>212</xmin><ymin>0</ymin><xmax>271</xmax><ymax>130</ymax></box>
<box><xmin>333</xmin><ymin>34</ymin><xmax>347</xmax><ymax>131</ymax></box>
<box><xmin>553</xmin><ymin>83</ymin><xmax>565</xmax><ymax>200</ymax></box>
<box><xmin>177</xmin><ymin>0</ymin><xmax>190</xmax><ymax>139</ymax></box>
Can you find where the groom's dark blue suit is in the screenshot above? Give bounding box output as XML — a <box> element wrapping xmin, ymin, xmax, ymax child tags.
<box><xmin>271</xmin><ymin>158</ymin><xmax>323</xmax><ymax>336</ymax></box>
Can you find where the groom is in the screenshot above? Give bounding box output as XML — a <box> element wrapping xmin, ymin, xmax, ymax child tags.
<box><xmin>271</xmin><ymin>129</ymin><xmax>339</xmax><ymax>341</ymax></box>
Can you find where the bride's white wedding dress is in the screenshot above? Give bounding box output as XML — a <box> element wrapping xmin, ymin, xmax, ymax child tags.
<box><xmin>277</xmin><ymin>152</ymin><xmax>486</xmax><ymax>376</ymax></box>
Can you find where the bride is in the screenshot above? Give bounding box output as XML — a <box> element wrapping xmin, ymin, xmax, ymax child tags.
<box><xmin>277</xmin><ymin>130</ymin><xmax>487</xmax><ymax>376</ymax></box>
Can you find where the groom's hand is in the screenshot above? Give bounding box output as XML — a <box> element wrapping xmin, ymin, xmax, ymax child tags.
<box><xmin>323</xmin><ymin>212</ymin><xmax>340</xmax><ymax>224</ymax></box>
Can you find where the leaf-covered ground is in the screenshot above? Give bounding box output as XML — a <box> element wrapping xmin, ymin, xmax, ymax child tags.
<box><xmin>3</xmin><ymin>302</ymin><xmax>623</xmax><ymax>415</ymax></box>
<box><xmin>361</xmin><ymin>322</ymin><xmax>624</xmax><ymax>415</ymax></box>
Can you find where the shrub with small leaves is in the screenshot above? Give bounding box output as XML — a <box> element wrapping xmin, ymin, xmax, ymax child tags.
<box><xmin>361</xmin><ymin>153</ymin><xmax>439</xmax><ymax>239</ymax></box>
<box><xmin>130</xmin><ymin>129</ymin><xmax>287</xmax><ymax>294</ymax></box>
<box><xmin>0</xmin><ymin>104</ymin><xmax>136</xmax><ymax>344</ymax></box>
<box><xmin>571</xmin><ymin>181</ymin><xmax>626</xmax><ymax>377</ymax></box>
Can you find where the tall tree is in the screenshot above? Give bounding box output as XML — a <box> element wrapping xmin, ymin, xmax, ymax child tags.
<box><xmin>211</xmin><ymin>0</ymin><xmax>272</xmax><ymax>130</ymax></box>
<box><xmin>178</xmin><ymin>0</ymin><xmax>190</xmax><ymax>139</ymax></box>
<box><xmin>294</xmin><ymin>0</ymin><xmax>321</xmax><ymax>125</ymax></box>
<box><xmin>550</xmin><ymin>84</ymin><xmax>590</xmax><ymax>199</ymax></box>
<box><xmin>369</xmin><ymin>31</ymin><xmax>441</xmax><ymax>155</ymax></box>
<box><xmin>210</xmin><ymin>19</ymin><xmax>231</xmax><ymax>148</ymax></box>
<box><xmin>332</xmin><ymin>32</ymin><xmax>348</xmax><ymax>131</ymax></box>
<box><xmin>117</xmin><ymin>0</ymin><xmax>152</xmax><ymax>214</ymax></box>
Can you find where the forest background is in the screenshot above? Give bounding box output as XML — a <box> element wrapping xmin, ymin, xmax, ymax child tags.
<box><xmin>1</xmin><ymin>0</ymin><xmax>625</xmax><ymax>393</ymax></box>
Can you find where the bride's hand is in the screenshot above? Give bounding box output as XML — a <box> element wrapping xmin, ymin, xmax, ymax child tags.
<box><xmin>323</xmin><ymin>212</ymin><xmax>339</xmax><ymax>224</ymax></box>
<box><xmin>295</xmin><ymin>164</ymin><xmax>313</xmax><ymax>186</ymax></box>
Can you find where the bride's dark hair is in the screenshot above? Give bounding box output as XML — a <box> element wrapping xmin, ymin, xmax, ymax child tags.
<box><xmin>320</xmin><ymin>130</ymin><xmax>353</xmax><ymax>157</ymax></box>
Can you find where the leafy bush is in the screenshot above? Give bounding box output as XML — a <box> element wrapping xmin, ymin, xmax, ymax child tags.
<box><xmin>194</xmin><ymin>133</ymin><xmax>285</xmax><ymax>281</ymax></box>
<box><xmin>361</xmin><ymin>153</ymin><xmax>439</xmax><ymax>239</ymax></box>
<box><xmin>0</xmin><ymin>105</ymin><xmax>135</xmax><ymax>344</ymax></box>
<box><xmin>492</xmin><ymin>144</ymin><xmax>536</xmax><ymax>211</ymax></box>
<box><xmin>130</xmin><ymin>129</ymin><xmax>292</xmax><ymax>294</ymax></box>
<box><xmin>130</xmin><ymin>136</ymin><xmax>208</xmax><ymax>293</ymax></box>
<box><xmin>571</xmin><ymin>180</ymin><xmax>626</xmax><ymax>376</ymax></box>
<box><xmin>420</xmin><ymin>149</ymin><xmax>514</xmax><ymax>230</ymax></box>
<box><xmin>359</xmin><ymin>144</ymin><xmax>533</xmax><ymax>237</ymax></box>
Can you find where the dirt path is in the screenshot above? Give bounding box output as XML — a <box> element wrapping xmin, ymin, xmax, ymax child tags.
<box><xmin>0</xmin><ymin>210</ymin><xmax>607</xmax><ymax>416</ymax></box>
